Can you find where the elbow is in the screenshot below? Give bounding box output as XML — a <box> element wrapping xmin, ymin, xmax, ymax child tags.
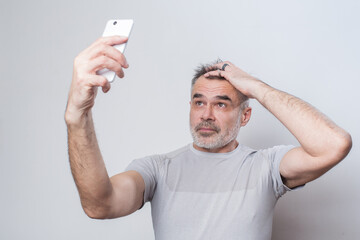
<box><xmin>342</xmin><ymin>132</ymin><xmax>352</xmax><ymax>156</ymax></box>
<box><xmin>332</xmin><ymin>132</ymin><xmax>352</xmax><ymax>163</ymax></box>
<box><xmin>84</xmin><ymin>208</ymin><xmax>108</xmax><ymax>220</ymax></box>
<box><xmin>83</xmin><ymin>204</ymin><xmax>111</xmax><ymax>220</ymax></box>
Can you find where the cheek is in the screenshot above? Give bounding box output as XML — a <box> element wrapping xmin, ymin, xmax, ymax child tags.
<box><xmin>190</xmin><ymin>109</ymin><xmax>203</xmax><ymax>127</ymax></box>
<box><xmin>189</xmin><ymin>109</ymin><xmax>197</xmax><ymax>125</ymax></box>
<box><xmin>220</xmin><ymin>112</ymin><xmax>240</xmax><ymax>127</ymax></box>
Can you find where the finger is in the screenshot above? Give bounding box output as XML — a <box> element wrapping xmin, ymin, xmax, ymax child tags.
<box><xmin>87</xmin><ymin>76</ymin><xmax>113</xmax><ymax>94</ymax></box>
<box><xmin>82</xmin><ymin>35</ymin><xmax>129</xmax><ymax>60</ymax></box>
<box><xmin>209</xmin><ymin>61</ymin><xmax>233</xmax><ymax>71</ymax></box>
<box><xmin>204</xmin><ymin>69</ymin><xmax>229</xmax><ymax>79</ymax></box>
<box><xmin>88</xmin><ymin>55</ymin><xmax>125</xmax><ymax>78</ymax></box>
<box><xmin>102</xmin><ymin>44</ymin><xmax>129</xmax><ymax>68</ymax></box>
<box><xmin>86</xmin><ymin>43</ymin><xmax>129</xmax><ymax>68</ymax></box>
<box><xmin>76</xmin><ymin>36</ymin><xmax>128</xmax><ymax>65</ymax></box>
<box><xmin>87</xmin><ymin>75</ymin><xmax>109</xmax><ymax>89</ymax></box>
<box><xmin>102</xmin><ymin>80</ymin><xmax>111</xmax><ymax>93</ymax></box>
<box><xmin>93</xmin><ymin>35</ymin><xmax>128</xmax><ymax>49</ymax></box>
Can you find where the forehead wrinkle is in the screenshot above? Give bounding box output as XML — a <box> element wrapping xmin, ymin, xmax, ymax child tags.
<box><xmin>191</xmin><ymin>76</ymin><xmax>242</xmax><ymax>106</ymax></box>
<box><xmin>192</xmin><ymin>85</ymin><xmax>238</xmax><ymax>103</ymax></box>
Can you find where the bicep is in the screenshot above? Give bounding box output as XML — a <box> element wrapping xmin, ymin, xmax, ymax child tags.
<box><xmin>107</xmin><ymin>170</ymin><xmax>145</xmax><ymax>218</ymax></box>
<box><xmin>279</xmin><ymin>147</ymin><xmax>335</xmax><ymax>189</ymax></box>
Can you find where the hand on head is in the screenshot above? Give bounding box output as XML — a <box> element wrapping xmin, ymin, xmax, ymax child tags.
<box><xmin>204</xmin><ymin>61</ymin><xmax>263</xmax><ymax>99</ymax></box>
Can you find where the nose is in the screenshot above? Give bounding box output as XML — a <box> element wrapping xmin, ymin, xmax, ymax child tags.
<box><xmin>201</xmin><ymin>105</ymin><xmax>215</xmax><ymax>121</ymax></box>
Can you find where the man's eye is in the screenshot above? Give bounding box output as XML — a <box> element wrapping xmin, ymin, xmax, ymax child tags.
<box><xmin>195</xmin><ymin>101</ymin><xmax>203</xmax><ymax>106</ymax></box>
<box><xmin>218</xmin><ymin>103</ymin><xmax>226</xmax><ymax>108</ymax></box>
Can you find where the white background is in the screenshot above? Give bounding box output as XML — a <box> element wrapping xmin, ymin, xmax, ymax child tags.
<box><xmin>0</xmin><ymin>0</ymin><xmax>359</xmax><ymax>239</ymax></box>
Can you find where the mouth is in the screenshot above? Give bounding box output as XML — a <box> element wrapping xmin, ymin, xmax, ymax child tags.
<box><xmin>198</xmin><ymin>128</ymin><xmax>216</xmax><ymax>132</ymax></box>
<box><xmin>195</xmin><ymin>122</ymin><xmax>220</xmax><ymax>134</ymax></box>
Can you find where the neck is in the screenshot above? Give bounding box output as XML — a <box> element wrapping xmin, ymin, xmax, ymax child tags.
<box><xmin>193</xmin><ymin>140</ymin><xmax>239</xmax><ymax>153</ymax></box>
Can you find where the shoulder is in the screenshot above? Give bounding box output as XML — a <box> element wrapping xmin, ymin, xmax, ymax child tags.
<box><xmin>239</xmin><ymin>144</ymin><xmax>295</xmax><ymax>171</ymax></box>
<box><xmin>163</xmin><ymin>144</ymin><xmax>191</xmax><ymax>159</ymax></box>
<box><xmin>256</xmin><ymin>145</ymin><xmax>296</xmax><ymax>160</ymax></box>
<box><xmin>131</xmin><ymin>144</ymin><xmax>191</xmax><ymax>169</ymax></box>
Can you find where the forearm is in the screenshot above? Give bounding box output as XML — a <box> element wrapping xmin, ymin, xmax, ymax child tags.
<box><xmin>204</xmin><ymin>62</ymin><xmax>351</xmax><ymax>186</ymax></box>
<box><xmin>66</xmin><ymin>110</ymin><xmax>113</xmax><ymax>217</ymax></box>
<box><xmin>254</xmin><ymin>81</ymin><xmax>351</xmax><ymax>160</ymax></box>
<box><xmin>64</xmin><ymin>36</ymin><xmax>130</xmax><ymax>218</ymax></box>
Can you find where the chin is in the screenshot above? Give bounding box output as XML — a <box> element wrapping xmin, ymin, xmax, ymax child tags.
<box><xmin>195</xmin><ymin>140</ymin><xmax>225</xmax><ymax>150</ymax></box>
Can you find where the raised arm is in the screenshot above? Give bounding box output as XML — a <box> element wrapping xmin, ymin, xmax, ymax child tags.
<box><xmin>65</xmin><ymin>36</ymin><xmax>144</xmax><ymax>219</ymax></box>
<box><xmin>205</xmin><ymin>61</ymin><xmax>352</xmax><ymax>188</ymax></box>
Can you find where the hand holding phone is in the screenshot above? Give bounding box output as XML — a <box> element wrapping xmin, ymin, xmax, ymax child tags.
<box><xmin>96</xmin><ymin>19</ymin><xmax>134</xmax><ymax>82</ymax></box>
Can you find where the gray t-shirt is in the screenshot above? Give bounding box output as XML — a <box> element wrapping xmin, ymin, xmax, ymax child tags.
<box><xmin>125</xmin><ymin>143</ymin><xmax>295</xmax><ymax>240</ymax></box>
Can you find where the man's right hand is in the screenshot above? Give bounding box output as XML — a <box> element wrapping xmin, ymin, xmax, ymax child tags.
<box><xmin>65</xmin><ymin>36</ymin><xmax>129</xmax><ymax>124</ymax></box>
<box><xmin>64</xmin><ymin>36</ymin><xmax>145</xmax><ymax>219</ymax></box>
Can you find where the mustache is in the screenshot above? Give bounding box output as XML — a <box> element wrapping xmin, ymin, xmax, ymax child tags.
<box><xmin>195</xmin><ymin>121</ymin><xmax>221</xmax><ymax>133</ymax></box>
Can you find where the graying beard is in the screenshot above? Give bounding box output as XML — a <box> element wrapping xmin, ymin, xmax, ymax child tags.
<box><xmin>190</xmin><ymin>115</ymin><xmax>242</xmax><ymax>150</ymax></box>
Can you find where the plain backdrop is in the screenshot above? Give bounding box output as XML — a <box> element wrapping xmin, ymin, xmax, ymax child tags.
<box><xmin>1</xmin><ymin>0</ymin><xmax>359</xmax><ymax>239</ymax></box>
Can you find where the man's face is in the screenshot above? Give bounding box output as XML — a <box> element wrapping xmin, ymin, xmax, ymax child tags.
<box><xmin>190</xmin><ymin>76</ymin><xmax>246</xmax><ymax>150</ymax></box>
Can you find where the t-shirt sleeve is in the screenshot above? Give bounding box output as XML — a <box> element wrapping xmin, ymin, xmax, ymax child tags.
<box><xmin>265</xmin><ymin>145</ymin><xmax>303</xmax><ymax>198</ymax></box>
<box><xmin>124</xmin><ymin>156</ymin><xmax>158</xmax><ymax>209</ymax></box>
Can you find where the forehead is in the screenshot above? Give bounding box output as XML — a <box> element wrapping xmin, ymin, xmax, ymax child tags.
<box><xmin>192</xmin><ymin>76</ymin><xmax>239</xmax><ymax>101</ymax></box>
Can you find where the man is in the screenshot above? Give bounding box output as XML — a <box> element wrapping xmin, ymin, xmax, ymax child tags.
<box><xmin>65</xmin><ymin>36</ymin><xmax>352</xmax><ymax>239</ymax></box>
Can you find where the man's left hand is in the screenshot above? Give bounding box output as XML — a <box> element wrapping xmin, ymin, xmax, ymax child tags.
<box><xmin>204</xmin><ymin>61</ymin><xmax>264</xmax><ymax>99</ymax></box>
<box><xmin>205</xmin><ymin>61</ymin><xmax>352</xmax><ymax>189</ymax></box>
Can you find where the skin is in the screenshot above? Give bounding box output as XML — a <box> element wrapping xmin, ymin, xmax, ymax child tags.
<box><xmin>189</xmin><ymin>76</ymin><xmax>251</xmax><ymax>153</ymax></box>
<box><xmin>65</xmin><ymin>37</ymin><xmax>352</xmax><ymax>219</ymax></box>
<box><xmin>65</xmin><ymin>36</ymin><xmax>144</xmax><ymax>219</ymax></box>
<box><xmin>204</xmin><ymin>61</ymin><xmax>352</xmax><ymax>188</ymax></box>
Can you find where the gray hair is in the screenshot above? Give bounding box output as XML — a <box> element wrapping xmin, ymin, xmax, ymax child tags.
<box><xmin>191</xmin><ymin>59</ymin><xmax>249</xmax><ymax>110</ymax></box>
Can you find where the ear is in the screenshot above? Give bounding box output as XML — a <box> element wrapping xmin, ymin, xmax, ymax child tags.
<box><xmin>240</xmin><ymin>107</ymin><xmax>252</xmax><ymax>126</ymax></box>
<box><xmin>189</xmin><ymin>101</ymin><xmax>191</xmax><ymax>105</ymax></box>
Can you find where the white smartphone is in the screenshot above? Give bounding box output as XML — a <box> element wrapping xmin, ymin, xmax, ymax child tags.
<box><xmin>97</xmin><ymin>19</ymin><xmax>134</xmax><ymax>82</ymax></box>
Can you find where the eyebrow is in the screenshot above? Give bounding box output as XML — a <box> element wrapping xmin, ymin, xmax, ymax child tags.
<box><xmin>192</xmin><ymin>93</ymin><xmax>233</xmax><ymax>102</ymax></box>
<box><xmin>193</xmin><ymin>93</ymin><xmax>203</xmax><ymax>99</ymax></box>
<box><xmin>215</xmin><ymin>95</ymin><xmax>232</xmax><ymax>102</ymax></box>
